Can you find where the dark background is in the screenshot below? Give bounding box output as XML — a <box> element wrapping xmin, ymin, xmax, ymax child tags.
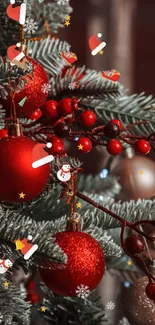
<box><xmin>60</xmin><ymin>0</ymin><xmax>155</xmax><ymax>97</ymax></box>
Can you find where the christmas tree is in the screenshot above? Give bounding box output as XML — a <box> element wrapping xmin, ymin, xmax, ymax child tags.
<box><xmin>0</xmin><ymin>1</ymin><xmax>155</xmax><ymax>325</ymax></box>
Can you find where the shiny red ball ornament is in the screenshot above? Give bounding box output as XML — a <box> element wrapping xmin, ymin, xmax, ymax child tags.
<box><xmin>0</xmin><ymin>136</ymin><xmax>50</xmax><ymax>202</ymax></box>
<box><xmin>80</xmin><ymin>110</ymin><xmax>96</xmax><ymax>127</ymax></box>
<box><xmin>0</xmin><ymin>129</ymin><xmax>8</xmax><ymax>138</ymax></box>
<box><xmin>146</xmin><ymin>282</ymin><xmax>155</xmax><ymax>302</ymax></box>
<box><xmin>39</xmin><ymin>231</ymin><xmax>105</xmax><ymax>296</ymax></box>
<box><xmin>110</xmin><ymin>119</ymin><xmax>123</xmax><ymax>130</ymax></box>
<box><xmin>48</xmin><ymin>141</ymin><xmax>66</xmax><ymax>156</ymax></box>
<box><xmin>2</xmin><ymin>58</ymin><xmax>49</xmax><ymax>117</ymax></box>
<box><xmin>77</xmin><ymin>137</ymin><xmax>92</xmax><ymax>153</ymax></box>
<box><xmin>124</xmin><ymin>234</ymin><xmax>145</xmax><ymax>256</ymax></box>
<box><xmin>135</xmin><ymin>139</ymin><xmax>151</xmax><ymax>155</ymax></box>
<box><xmin>29</xmin><ymin>109</ymin><xmax>42</xmax><ymax>120</ymax></box>
<box><xmin>57</xmin><ymin>98</ymin><xmax>79</xmax><ymax>116</ymax></box>
<box><xmin>42</xmin><ymin>100</ymin><xmax>58</xmax><ymax>119</ymax></box>
<box><xmin>107</xmin><ymin>139</ymin><xmax>123</xmax><ymax>155</ymax></box>
<box><xmin>47</xmin><ymin>134</ymin><xmax>64</xmax><ymax>145</ymax></box>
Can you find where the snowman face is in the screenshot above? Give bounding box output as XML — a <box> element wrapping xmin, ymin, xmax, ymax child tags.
<box><xmin>5</xmin><ymin>259</ymin><xmax>13</xmax><ymax>268</ymax></box>
<box><xmin>63</xmin><ymin>164</ymin><xmax>70</xmax><ymax>172</ymax></box>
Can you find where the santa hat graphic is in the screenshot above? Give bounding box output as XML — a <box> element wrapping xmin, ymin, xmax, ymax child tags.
<box><xmin>6</xmin><ymin>0</ymin><xmax>26</xmax><ymax>25</ymax></box>
<box><xmin>7</xmin><ymin>44</ymin><xmax>25</xmax><ymax>65</ymax></box>
<box><xmin>20</xmin><ymin>236</ymin><xmax>38</xmax><ymax>260</ymax></box>
<box><xmin>89</xmin><ymin>33</ymin><xmax>106</xmax><ymax>56</ymax></box>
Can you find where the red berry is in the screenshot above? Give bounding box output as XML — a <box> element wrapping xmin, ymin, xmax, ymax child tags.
<box><xmin>42</xmin><ymin>100</ymin><xmax>58</xmax><ymax>119</ymax></box>
<box><xmin>80</xmin><ymin>110</ymin><xmax>96</xmax><ymax>127</ymax></box>
<box><xmin>77</xmin><ymin>137</ymin><xmax>92</xmax><ymax>153</ymax></box>
<box><xmin>135</xmin><ymin>139</ymin><xmax>151</xmax><ymax>155</ymax></box>
<box><xmin>0</xmin><ymin>129</ymin><xmax>8</xmax><ymax>138</ymax></box>
<box><xmin>48</xmin><ymin>142</ymin><xmax>66</xmax><ymax>156</ymax></box>
<box><xmin>110</xmin><ymin>119</ymin><xmax>123</xmax><ymax>130</ymax></box>
<box><xmin>107</xmin><ymin>139</ymin><xmax>123</xmax><ymax>155</ymax></box>
<box><xmin>57</xmin><ymin>98</ymin><xmax>79</xmax><ymax>116</ymax></box>
<box><xmin>146</xmin><ymin>282</ymin><xmax>155</xmax><ymax>302</ymax></box>
<box><xmin>47</xmin><ymin>134</ymin><xmax>64</xmax><ymax>145</ymax></box>
<box><xmin>124</xmin><ymin>234</ymin><xmax>145</xmax><ymax>256</ymax></box>
<box><xmin>29</xmin><ymin>109</ymin><xmax>42</xmax><ymax>120</ymax></box>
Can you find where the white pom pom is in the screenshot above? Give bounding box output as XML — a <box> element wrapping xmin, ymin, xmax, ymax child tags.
<box><xmin>10</xmin><ymin>0</ymin><xmax>15</xmax><ymax>4</ymax></box>
<box><xmin>46</xmin><ymin>142</ymin><xmax>52</xmax><ymax>148</ymax></box>
<box><xmin>97</xmin><ymin>33</ymin><xmax>102</xmax><ymax>38</ymax></box>
<box><xmin>16</xmin><ymin>42</ymin><xmax>21</xmax><ymax>48</ymax></box>
<box><xmin>28</xmin><ymin>235</ymin><xmax>32</xmax><ymax>241</ymax></box>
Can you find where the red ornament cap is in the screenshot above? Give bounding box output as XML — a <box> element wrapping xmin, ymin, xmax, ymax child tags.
<box><xmin>107</xmin><ymin>139</ymin><xmax>123</xmax><ymax>155</ymax></box>
<box><xmin>135</xmin><ymin>139</ymin><xmax>151</xmax><ymax>155</ymax></box>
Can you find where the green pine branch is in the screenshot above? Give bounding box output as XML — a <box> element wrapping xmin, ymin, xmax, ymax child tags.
<box><xmin>0</xmin><ymin>275</ymin><xmax>31</xmax><ymax>325</ymax></box>
<box><xmin>38</xmin><ymin>284</ymin><xmax>107</xmax><ymax>325</ymax></box>
<box><xmin>81</xmin><ymin>93</ymin><xmax>155</xmax><ymax>135</ymax></box>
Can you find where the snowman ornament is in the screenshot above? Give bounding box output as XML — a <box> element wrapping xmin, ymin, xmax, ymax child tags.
<box><xmin>0</xmin><ymin>256</ymin><xmax>14</xmax><ymax>274</ymax></box>
<box><xmin>57</xmin><ymin>164</ymin><xmax>71</xmax><ymax>182</ymax></box>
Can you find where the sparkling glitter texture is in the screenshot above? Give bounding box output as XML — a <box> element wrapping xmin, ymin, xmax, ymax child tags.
<box><xmin>2</xmin><ymin>58</ymin><xmax>49</xmax><ymax>118</ymax></box>
<box><xmin>39</xmin><ymin>231</ymin><xmax>105</xmax><ymax>296</ymax></box>
<box><xmin>123</xmin><ymin>276</ymin><xmax>155</xmax><ymax>325</ymax></box>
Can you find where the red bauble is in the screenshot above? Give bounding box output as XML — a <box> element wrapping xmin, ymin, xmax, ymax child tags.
<box><xmin>0</xmin><ymin>136</ymin><xmax>50</xmax><ymax>202</ymax></box>
<box><xmin>47</xmin><ymin>134</ymin><xmax>64</xmax><ymax>145</ymax></box>
<box><xmin>80</xmin><ymin>110</ymin><xmax>96</xmax><ymax>127</ymax></box>
<box><xmin>2</xmin><ymin>58</ymin><xmax>49</xmax><ymax>117</ymax></box>
<box><xmin>124</xmin><ymin>234</ymin><xmax>145</xmax><ymax>256</ymax></box>
<box><xmin>110</xmin><ymin>119</ymin><xmax>123</xmax><ymax>130</ymax></box>
<box><xmin>0</xmin><ymin>129</ymin><xmax>8</xmax><ymax>138</ymax></box>
<box><xmin>48</xmin><ymin>141</ymin><xmax>66</xmax><ymax>156</ymax></box>
<box><xmin>39</xmin><ymin>231</ymin><xmax>105</xmax><ymax>296</ymax></box>
<box><xmin>57</xmin><ymin>98</ymin><xmax>79</xmax><ymax>116</ymax></box>
<box><xmin>107</xmin><ymin>139</ymin><xmax>123</xmax><ymax>155</ymax></box>
<box><xmin>29</xmin><ymin>109</ymin><xmax>42</xmax><ymax>120</ymax></box>
<box><xmin>77</xmin><ymin>137</ymin><xmax>92</xmax><ymax>153</ymax></box>
<box><xmin>42</xmin><ymin>100</ymin><xmax>58</xmax><ymax>119</ymax></box>
<box><xmin>135</xmin><ymin>139</ymin><xmax>151</xmax><ymax>155</ymax></box>
<box><xmin>146</xmin><ymin>282</ymin><xmax>155</xmax><ymax>302</ymax></box>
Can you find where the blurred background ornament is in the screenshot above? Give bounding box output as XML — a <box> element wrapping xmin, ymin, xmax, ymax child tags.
<box><xmin>112</xmin><ymin>147</ymin><xmax>155</xmax><ymax>201</ymax></box>
<box><xmin>123</xmin><ymin>275</ymin><xmax>155</xmax><ymax>325</ymax></box>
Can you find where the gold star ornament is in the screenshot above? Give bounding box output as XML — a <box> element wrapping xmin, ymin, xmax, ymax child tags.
<box><xmin>41</xmin><ymin>306</ymin><xmax>47</xmax><ymax>312</ymax></box>
<box><xmin>66</xmin><ymin>15</ymin><xmax>71</xmax><ymax>21</ymax></box>
<box><xmin>3</xmin><ymin>281</ymin><xmax>9</xmax><ymax>288</ymax></box>
<box><xmin>99</xmin><ymin>50</ymin><xmax>104</xmax><ymax>55</ymax></box>
<box><xmin>127</xmin><ymin>260</ymin><xmax>132</xmax><ymax>266</ymax></box>
<box><xmin>64</xmin><ymin>21</ymin><xmax>71</xmax><ymax>27</ymax></box>
<box><xmin>76</xmin><ymin>202</ymin><xmax>82</xmax><ymax>209</ymax></box>
<box><xmin>19</xmin><ymin>192</ymin><xmax>26</xmax><ymax>199</ymax></box>
<box><xmin>78</xmin><ymin>144</ymin><xmax>83</xmax><ymax>150</ymax></box>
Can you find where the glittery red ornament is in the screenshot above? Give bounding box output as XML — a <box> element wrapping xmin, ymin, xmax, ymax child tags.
<box><xmin>0</xmin><ymin>129</ymin><xmax>8</xmax><ymax>138</ymax></box>
<box><xmin>2</xmin><ymin>58</ymin><xmax>49</xmax><ymax>118</ymax></box>
<box><xmin>135</xmin><ymin>139</ymin><xmax>151</xmax><ymax>155</ymax></box>
<box><xmin>0</xmin><ymin>136</ymin><xmax>50</xmax><ymax>202</ymax></box>
<box><xmin>39</xmin><ymin>231</ymin><xmax>105</xmax><ymax>296</ymax></box>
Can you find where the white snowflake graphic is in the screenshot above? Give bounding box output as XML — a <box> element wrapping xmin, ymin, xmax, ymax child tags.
<box><xmin>24</xmin><ymin>18</ymin><xmax>39</xmax><ymax>35</ymax></box>
<box><xmin>68</xmin><ymin>82</ymin><xmax>77</xmax><ymax>90</ymax></box>
<box><xmin>106</xmin><ymin>301</ymin><xmax>115</xmax><ymax>310</ymax></box>
<box><xmin>75</xmin><ymin>284</ymin><xmax>90</xmax><ymax>299</ymax></box>
<box><xmin>55</xmin><ymin>0</ymin><xmax>70</xmax><ymax>5</ymax></box>
<box><xmin>41</xmin><ymin>83</ymin><xmax>51</xmax><ymax>94</ymax></box>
